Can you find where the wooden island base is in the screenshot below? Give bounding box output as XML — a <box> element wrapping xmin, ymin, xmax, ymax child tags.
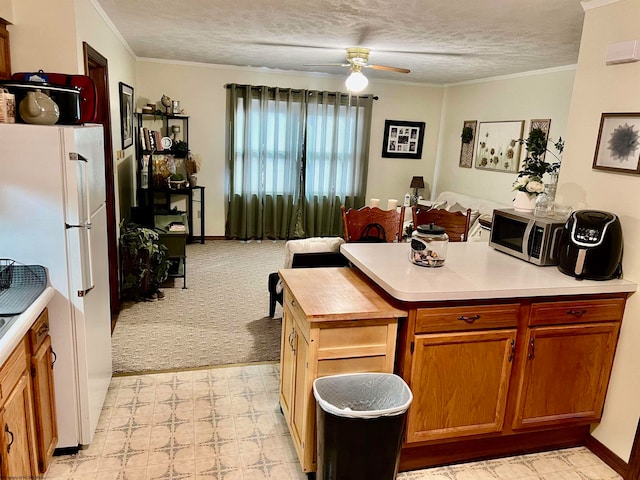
<box><xmin>399</xmin><ymin>425</ymin><xmax>590</xmax><ymax>471</ymax></box>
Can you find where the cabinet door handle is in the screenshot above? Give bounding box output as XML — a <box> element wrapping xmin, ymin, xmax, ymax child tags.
<box><xmin>566</xmin><ymin>309</ymin><xmax>587</xmax><ymax>318</ymax></box>
<box><xmin>508</xmin><ymin>339</ymin><xmax>515</xmax><ymax>362</ymax></box>
<box><xmin>457</xmin><ymin>315</ymin><xmax>480</xmax><ymax>323</ymax></box>
<box><xmin>5</xmin><ymin>424</ymin><xmax>13</xmax><ymax>453</ymax></box>
<box><xmin>527</xmin><ymin>338</ymin><xmax>535</xmax><ymax>360</ymax></box>
<box><xmin>51</xmin><ymin>349</ymin><xmax>57</xmax><ymax>368</ymax></box>
<box><xmin>291</xmin><ymin>330</ymin><xmax>296</xmax><ymax>355</ymax></box>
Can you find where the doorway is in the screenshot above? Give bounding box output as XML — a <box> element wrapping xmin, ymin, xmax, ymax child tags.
<box><xmin>83</xmin><ymin>42</ymin><xmax>120</xmax><ymax>319</ymax></box>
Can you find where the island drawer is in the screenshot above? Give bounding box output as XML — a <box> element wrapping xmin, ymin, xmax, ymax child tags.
<box><xmin>415</xmin><ymin>303</ymin><xmax>520</xmax><ymax>333</ymax></box>
<box><xmin>529</xmin><ymin>298</ymin><xmax>626</xmax><ymax>326</ymax></box>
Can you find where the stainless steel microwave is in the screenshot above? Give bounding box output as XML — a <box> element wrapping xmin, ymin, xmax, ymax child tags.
<box><xmin>489</xmin><ymin>209</ymin><xmax>566</xmax><ymax>265</ymax></box>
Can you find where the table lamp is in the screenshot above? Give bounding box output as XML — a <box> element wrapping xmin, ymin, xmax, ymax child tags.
<box><xmin>410</xmin><ymin>176</ymin><xmax>425</xmax><ymax>206</ymax></box>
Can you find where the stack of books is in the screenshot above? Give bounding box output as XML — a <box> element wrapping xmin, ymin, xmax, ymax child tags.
<box><xmin>167</xmin><ymin>221</ymin><xmax>186</xmax><ymax>232</ymax></box>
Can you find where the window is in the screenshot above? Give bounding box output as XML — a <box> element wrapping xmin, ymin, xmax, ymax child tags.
<box><xmin>226</xmin><ymin>84</ymin><xmax>373</xmax><ymax>239</ymax></box>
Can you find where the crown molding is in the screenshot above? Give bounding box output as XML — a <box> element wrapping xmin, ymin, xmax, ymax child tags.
<box><xmin>444</xmin><ymin>64</ymin><xmax>577</xmax><ymax>87</ymax></box>
<box><xmin>581</xmin><ymin>0</ymin><xmax>622</xmax><ymax>11</ymax></box>
<box><xmin>87</xmin><ymin>0</ymin><xmax>136</xmax><ymax>58</ymax></box>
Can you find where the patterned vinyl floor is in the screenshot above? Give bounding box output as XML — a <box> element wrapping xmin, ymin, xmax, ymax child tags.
<box><xmin>44</xmin><ymin>363</ymin><xmax>622</xmax><ymax>480</ymax></box>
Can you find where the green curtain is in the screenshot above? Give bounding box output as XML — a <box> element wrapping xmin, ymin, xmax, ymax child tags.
<box><xmin>225</xmin><ymin>84</ymin><xmax>373</xmax><ymax>240</ymax></box>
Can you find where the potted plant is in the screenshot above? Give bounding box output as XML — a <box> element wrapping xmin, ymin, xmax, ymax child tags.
<box><xmin>172</xmin><ymin>140</ymin><xmax>189</xmax><ymax>158</ymax></box>
<box><xmin>512</xmin><ymin>128</ymin><xmax>564</xmax><ymax>212</ymax></box>
<box><xmin>119</xmin><ymin>221</ymin><xmax>170</xmax><ymax>301</ymax></box>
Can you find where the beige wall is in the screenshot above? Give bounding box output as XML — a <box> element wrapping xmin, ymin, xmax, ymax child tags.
<box><xmin>9</xmin><ymin>0</ymin><xmax>78</xmax><ymax>73</ymax></box>
<box><xmin>0</xmin><ymin>0</ymin><xmax>13</xmax><ymax>22</ymax></box>
<box><xmin>557</xmin><ymin>0</ymin><xmax>640</xmax><ymax>461</ymax></box>
<box><xmin>136</xmin><ymin>61</ymin><xmax>444</xmax><ymax>236</ymax></box>
<box><xmin>434</xmin><ymin>68</ymin><xmax>576</xmax><ymax>205</ymax></box>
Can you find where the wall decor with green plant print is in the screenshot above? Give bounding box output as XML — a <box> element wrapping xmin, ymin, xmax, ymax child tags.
<box><xmin>459</xmin><ymin>120</ymin><xmax>477</xmax><ymax>168</ymax></box>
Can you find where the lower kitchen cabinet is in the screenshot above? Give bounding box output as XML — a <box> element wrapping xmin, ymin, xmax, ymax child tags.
<box><xmin>0</xmin><ymin>338</ymin><xmax>38</xmax><ymax>479</ymax></box>
<box><xmin>398</xmin><ymin>294</ymin><xmax>628</xmax><ymax>470</ymax></box>
<box><xmin>512</xmin><ymin>298</ymin><xmax>624</xmax><ymax>430</ymax></box>
<box><xmin>278</xmin><ymin>268</ymin><xmax>406</xmax><ymax>474</ymax></box>
<box><xmin>29</xmin><ymin>309</ymin><xmax>58</xmax><ymax>473</ymax></box>
<box><xmin>407</xmin><ymin>329</ymin><xmax>517</xmax><ymax>443</ymax></box>
<box><xmin>0</xmin><ymin>307</ymin><xmax>58</xmax><ymax>478</ymax></box>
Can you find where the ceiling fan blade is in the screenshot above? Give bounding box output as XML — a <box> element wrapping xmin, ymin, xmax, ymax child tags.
<box><xmin>367</xmin><ymin>64</ymin><xmax>411</xmax><ymax>74</ymax></box>
<box><xmin>303</xmin><ymin>63</ymin><xmax>350</xmax><ymax>67</ymax></box>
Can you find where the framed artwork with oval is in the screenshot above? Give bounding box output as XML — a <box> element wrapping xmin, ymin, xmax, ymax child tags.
<box><xmin>593</xmin><ymin>113</ymin><xmax>640</xmax><ymax>174</ymax></box>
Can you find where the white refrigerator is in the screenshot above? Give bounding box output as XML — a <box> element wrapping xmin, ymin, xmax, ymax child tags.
<box><xmin>0</xmin><ymin>123</ymin><xmax>112</xmax><ymax>449</ymax></box>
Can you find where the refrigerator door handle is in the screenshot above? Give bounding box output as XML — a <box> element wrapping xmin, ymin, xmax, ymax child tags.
<box><xmin>78</xmin><ymin>285</ymin><xmax>95</xmax><ymax>297</ymax></box>
<box><xmin>65</xmin><ymin>221</ymin><xmax>92</xmax><ymax>230</ymax></box>
<box><xmin>69</xmin><ymin>152</ymin><xmax>88</xmax><ymax>162</ymax></box>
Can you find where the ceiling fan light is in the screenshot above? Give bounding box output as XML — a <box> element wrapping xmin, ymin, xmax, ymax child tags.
<box><xmin>345</xmin><ymin>71</ymin><xmax>368</xmax><ymax>92</ymax></box>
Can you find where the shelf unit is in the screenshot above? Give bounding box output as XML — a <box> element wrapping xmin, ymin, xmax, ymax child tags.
<box><xmin>134</xmin><ymin>113</ymin><xmax>204</xmax><ymax>243</ymax></box>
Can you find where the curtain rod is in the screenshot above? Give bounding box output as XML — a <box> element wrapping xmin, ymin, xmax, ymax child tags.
<box><xmin>224</xmin><ymin>83</ymin><xmax>378</xmax><ymax>100</ymax></box>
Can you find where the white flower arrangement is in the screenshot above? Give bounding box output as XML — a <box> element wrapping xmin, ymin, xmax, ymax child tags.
<box><xmin>513</xmin><ymin>175</ymin><xmax>545</xmax><ymax>195</ymax></box>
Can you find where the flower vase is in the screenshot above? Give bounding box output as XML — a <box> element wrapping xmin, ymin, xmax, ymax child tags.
<box><xmin>534</xmin><ymin>182</ymin><xmax>557</xmax><ymax>217</ymax></box>
<box><xmin>513</xmin><ymin>191</ymin><xmax>537</xmax><ymax>213</ymax></box>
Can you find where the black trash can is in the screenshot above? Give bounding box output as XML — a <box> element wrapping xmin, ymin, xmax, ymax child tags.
<box><xmin>312</xmin><ymin>373</ymin><xmax>413</xmax><ymax>480</ymax></box>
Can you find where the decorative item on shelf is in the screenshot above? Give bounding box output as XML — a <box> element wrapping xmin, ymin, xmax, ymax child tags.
<box><xmin>409</xmin><ymin>176</ymin><xmax>425</xmax><ymax>206</ymax></box>
<box><xmin>161</xmin><ymin>94</ymin><xmax>172</xmax><ymax>114</ymax></box>
<box><xmin>171</xmin><ymin>125</ymin><xmax>181</xmax><ymax>142</ymax></box>
<box><xmin>171</xmin><ymin>100</ymin><xmax>180</xmax><ymax>115</ymax></box>
<box><xmin>172</xmin><ymin>140</ymin><xmax>189</xmax><ymax>158</ymax></box>
<box><xmin>0</xmin><ymin>88</ymin><xmax>16</xmax><ymax>123</ymax></box>
<box><xmin>168</xmin><ymin>173</ymin><xmax>186</xmax><ymax>189</ymax></box>
<box><xmin>19</xmin><ymin>89</ymin><xmax>59</xmax><ymax>125</ymax></box>
<box><xmin>512</xmin><ymin>127</ymin><xmax>564</xmax><ymax>213</ymax></box>
<box><xmin>185</xmin><ymin>152</ymin><xmax>201</xmax><ymax>187</ymax></box>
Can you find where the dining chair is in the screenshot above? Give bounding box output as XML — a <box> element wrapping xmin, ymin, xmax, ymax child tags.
<box><xmin>412</xmin><ymin>206</ymin><xmax>472</xmax><ymax>242</ymax></box>
<box><xmin>341</xmin><ymin>205</ymin><xmax>406</xmax><ymax>243</ymax></box>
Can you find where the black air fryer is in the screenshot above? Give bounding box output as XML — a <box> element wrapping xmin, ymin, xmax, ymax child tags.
<box><xmin>557</xmin><ymin>210</ymin><xmax>623</xmax><ymax>280</ymax></box>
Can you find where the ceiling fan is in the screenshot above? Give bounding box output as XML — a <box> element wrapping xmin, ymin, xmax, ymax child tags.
<box><xmin>305</xmin><ymin>47</ymin><xmax>410</xmax><ymax>92</ymax></box>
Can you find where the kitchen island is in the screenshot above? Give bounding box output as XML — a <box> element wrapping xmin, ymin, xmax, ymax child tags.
<box><xmin>341</xmin><ymin>241</ymin><xmax>636</xmax><ymax>471</ymax></box>
<box><xmin>278</xmin><ymin>241</ymin><xmax>637</xmax><ymax>475</ymax></box>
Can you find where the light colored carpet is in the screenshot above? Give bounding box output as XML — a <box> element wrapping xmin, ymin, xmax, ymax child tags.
<box><xmin>111</xmin><ymin>240</ymin><xmax>287</xmax><ymax>374</ymax></box>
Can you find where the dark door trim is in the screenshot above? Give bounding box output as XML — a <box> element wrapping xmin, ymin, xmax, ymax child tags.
<box><xmin>83</xmin><ymin>42</ymin><xmax>120</xmax><ymax>318</ymax></box>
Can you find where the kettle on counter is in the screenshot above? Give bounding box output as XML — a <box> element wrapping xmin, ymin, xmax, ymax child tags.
<box><xmin>557</xmin><ymin>210</ymin><xmax>623</xmax><ymax>280</ymax></box>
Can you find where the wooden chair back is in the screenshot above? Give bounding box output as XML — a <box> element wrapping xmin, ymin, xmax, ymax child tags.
<box><xmin>412</xmin><ymin>207</ymin><xmax>471</xmax><ymax>242</ymax></box>
<box><xmin>341</xmin><ymin>205</ymin><xmax>406</xmax><ymax>243</ymax></box>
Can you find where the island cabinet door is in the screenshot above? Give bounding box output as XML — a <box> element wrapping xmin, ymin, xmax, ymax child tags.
<box><xmin>279</xmin><ymin>309</ymin><xmax>296</xmax><ymax>420</ymax></box>
<box><xmin>406</xmin><ymin>329</ymin><xmax>517</xmax><ymax>443</ymax></box>
<box><xmin>512</xmin><ymin>322</ymin><xmax>620</xmax><ymax>430</ymax></box>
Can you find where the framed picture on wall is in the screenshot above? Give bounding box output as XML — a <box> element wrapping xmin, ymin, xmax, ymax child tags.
<box><xmin>459</xmin><ymin>120</ymin><xmax>477</xmax><ymax>168</ymax></box>
<box><xmin>592</xmin><ymin>112</ymin><xmax>640</xmax><ymax>174</ymax></box>
<box><xmin>474</xmin><ymin>120</ymin><xmax>524</xmax><ymax>173</ymax></box>
<box><xmin>381</xmin><ymin>119</ymin><xmax>425</xmax><ymax>159</ymax></box>
<box><xmin>529</xmin><ymin>118</ymin><xmax>552</xmax><ymax>161</ymax></box>
<box><xmin>119</xmin><ymin>82</ymin><xmax>134</xmax><ymax>150</ymax></box>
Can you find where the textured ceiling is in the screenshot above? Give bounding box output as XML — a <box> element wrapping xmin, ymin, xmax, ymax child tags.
<box><xmin>95</xmin><ymin>0</ymin><xmax>585</xmax><ymax>85</ymax></box>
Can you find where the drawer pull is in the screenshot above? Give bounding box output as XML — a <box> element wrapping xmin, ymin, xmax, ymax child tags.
<box><xmin>457</xmin><ymin>314</ymin><xmax>480</xmax><ymax>323</ymax></box>
<box><xmin>37</xmin><ymin>324</ymin><xmax>49</xmax><ymax>336</ymax></box>
<box><xmin>5</xmin><ymin>424</ymin><xmax>14</xmax><ymax>453</ymax></box>
<box><xmin>508</xmin><ymin>339</ymin><xmax>515</xmax><ymax>362</ymax></box>
<box><xmin>567</xmin><ymin>309</ymin><xmax>587</xmax><ymax>318</ymax></box>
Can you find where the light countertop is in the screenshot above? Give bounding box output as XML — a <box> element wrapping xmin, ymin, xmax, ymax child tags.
<box><xmin>341</xmin><ymin>242</ymin><xmax>637</xmax><ymax>303</ymax></box>
<box><xmin>0</xmin><ymin>287</ymin><xmax>54</xmax><ymax>365</ymax></box>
